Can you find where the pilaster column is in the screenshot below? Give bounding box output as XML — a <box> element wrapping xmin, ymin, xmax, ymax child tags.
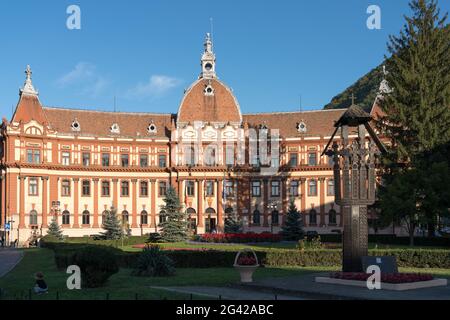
<box><xmin>131</xmin><ymin>179</ymin><xmax>138</xmax><ymax>228</ymax></box>
<box><xmin>319</xmin><ymin>177</ymin><xmax>326</xmax><ymax>227</ymax></box>
<box><xmin>216</xmin><ymin>179</ymin><xmax>224</xmax><ymax>230</ymax></box>
<box><xmin>197</xmin><ymin>180</ymin><xmax>204</xmax><ymax>227</ymax></box>
<box><xmin>112</xmin><ymin>179</ymin><xmax>118</xmax><ymax>209</ymax></box>
<box><xmin>41</xmin><ymin>176</ymin><xmax>49</xmax><ymax>228</ymax></box>
<box><xmin>18</xmin><ymin>176</ymin><xmax>26</xmax><ymax>228</ymax></box>
<box><xmin>263</xmin><ymin>179</ymin><xmax>269</xmax><ymax>227</ymax></box>
<box><xmin>300</xmin><ymin>178</ymin><xmax>306</xmax><ymax>220</ymax></box>
<box><xmin>150</xmin><ymin>179</ymin><xmax>156</xmax><ymax>229</ymax></box>
<box><xmin>73</xmin><ymin>178</ymin><xmax>80</xmax><ymax>228</ymax></box>
<box><xmin>93</xmin><ymin>178</ymin><xmax>99</xmax><ymax>228</ymax></box>
<box><xmin>281</xmin><ymin>178</ymin><xmax>288</xmax><ymax>225</ymax></box>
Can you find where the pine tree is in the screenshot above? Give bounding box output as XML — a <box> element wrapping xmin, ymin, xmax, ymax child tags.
<box><xmin>379</xmin><ymin>0</ymin><xmax>450</xmax><ymax>237</ymax></box>
<box><xmin>224</xmin><ymin>211</ymin><xmax>242</xmax><ymax>234</ymax></box>
<box><xmin>280</xmin><ymin>200</ymin><xmax>304</xmax><ymax>241</ymax></box>
<box><xmin>101</xmin><ymin>207</ymin><xmax>124</xmax><ymax>240</ymax></box>
<box><xmin>47</xmin><ymin>218</ymin><xmax>64</xmax><ymax>240</ymax></box>
<box><xmin>159</xmin><ymin>187</ymin><xmax>188</xmax><ymax>242</ymax></box>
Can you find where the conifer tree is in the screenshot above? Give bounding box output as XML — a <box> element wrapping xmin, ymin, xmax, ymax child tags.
<box><xmin>47</xmin><ymin>218</ymin><xmax>64</xmax><ymax>240</ymax></box>
<box><xmin>224</xmin><ymin>210</ymin><xmax>242</xmax><ymax>234</ymax></box>
<box><xmin>101</xmin><ymin>207</ymin><xmax>124</xmax><ymax>240</ymax></box>
<box><xmin>280</xmin><ymin>200</ymin><xmax>304</xmax><ymax>241</ymax></box>
<box><xmin>159</xmin><ymin>187</ymin><xmax>188</xmax><ymax>242</ymax></box>
<box><xmin>379</xmin><ymin>0</ymin><xmax>450</xmax><ymax>236</ymax></box>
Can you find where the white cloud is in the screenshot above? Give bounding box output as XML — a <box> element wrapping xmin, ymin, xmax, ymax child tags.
<box><xmin>57</xmin><ymin>62</ymin><xmax>109</xmax><ymax>97</ymax></box>
<box><xmin>127</xmin><ymin>75</ymin><xmax>181</xmax><ymax>99</ymax></box>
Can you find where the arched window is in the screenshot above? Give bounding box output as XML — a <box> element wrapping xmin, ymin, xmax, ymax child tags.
<box><xmin>29</xmin><ymin>210</ymin><xmax>38</xmax><ymax>225</ymax></box>
<box><xmin>62</xmin><ymin>210</ymin><xmax>70</xmax><ymax>225</ymax></box>
<box><xmin>186</xmin><ymin>207</ymin><xmax>196</xmax><ymax>216</ymax></box>
<box><xmin>159</xmin><ymin>210</ymin><xmax>167</xmax><ymax>224</ymax></box>
<box><xmin>140</xmin><ymin>210</ymin><xmax>148</xmax><ymax>225</ymax></box>
<box><xmin>309</xmin><ymin>209</ymin><xmax>317</xmax><ymax>225</ymax></box>
<box><xmin>205</xmin><ymin>207</ymin><xmax>216</xmax><ymax>216</ymax></box>
<box><xmin>253</xmin><ymin>210</ymin><xmax>261</xmax><ymax>225</ymax></box>
<box><xmin>204</xmin><ymin>146</ymin><xmax>216</xmax><ymax>166</ymax></box>
<box><xmin>271</xmin><ymin>210</ymin><xmax>279</xmax><ymax>225</ymax></box>
<box><xmin>121</xmin><ymin>210</ymin><xmax>129</xmax><ymax>224</ymax></box>
<box><xmin>329</xmin><ymin>209</ymin><xmax>337</xmax><ymax>225</ymax></box>
<box><xmin>82</xmin><ymin>210</ymin><xmax>90</xmax><ymax>225</ymax></box>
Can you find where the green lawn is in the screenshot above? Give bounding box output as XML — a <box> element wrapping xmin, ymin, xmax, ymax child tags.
<box><xmin>0</xmin><ymin>248</ymin><xmax>326</xmax><ymax>300</ymax></box>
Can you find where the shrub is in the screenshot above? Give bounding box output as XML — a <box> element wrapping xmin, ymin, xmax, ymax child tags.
<box><xmin>199</xmin><ymin>233</ymin><xmax>282</xmax><ymax>243</ymax></box>
<box><xmin>147</xmin><ymin>233</ymin><xmax>163</xmax><ymax>244</ymax></box>
<box><xmin>71</xmin><ymin>246</ymin><xmax>119</xmax><ymax>288</ymax></box>
<box><xmin>131</xmin><ymin>246</ymin><xmax>175</xmax><ymax>277</ymax></box>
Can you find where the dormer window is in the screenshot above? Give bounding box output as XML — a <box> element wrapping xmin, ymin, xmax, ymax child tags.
<box><xmin>147</xmin><ymin>122</ymin><xmax>157</xmax><ymax>134</ymax></box>
<box><xmin>110</xmin><ymin>123</ymin><xmax>120</xmax><ymax>134</ymax></box>
<box><xmin>204</xmin><ymin>84</ymin><xmax>214</xmax><ymax>96</ymax></box>
<box><xmin>71</xmin><ymin>119</ymin><xmax>80</xmax><ymax>132</ymax></box>
<box><xmin>297</xmin><ymin>121</ymin><xmax>307</xmax><ymax>133</ymax></box>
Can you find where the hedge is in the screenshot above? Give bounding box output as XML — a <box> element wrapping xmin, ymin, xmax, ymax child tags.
<box><xmin>319</xmin><ymin>234</ymin><xmax>450</xmax><ymax>247</ymax></box>
<box><xmin>41</xmin><ymin>237</ymin><xmax>450</xmax><ymax>270</ymax></box>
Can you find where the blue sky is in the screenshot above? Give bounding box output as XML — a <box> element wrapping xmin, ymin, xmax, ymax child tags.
<box><xmin>1</xmin><ymin>0</ymin><xmax>449</xmax><ymax>119</ymax></box>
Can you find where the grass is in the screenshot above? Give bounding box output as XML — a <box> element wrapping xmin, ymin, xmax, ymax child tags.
<box><xmin>0</xmin><ymin>248</ymin><xmax>324</xmax><ymax>300</ymax></box>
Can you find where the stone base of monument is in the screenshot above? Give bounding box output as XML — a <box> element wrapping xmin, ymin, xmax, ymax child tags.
<box><xmin>315</xmin><ymin>276</ymin><xmax>448</xmax><ymax>291</ymax></box>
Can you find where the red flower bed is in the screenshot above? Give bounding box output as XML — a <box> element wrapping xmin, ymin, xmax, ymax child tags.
<box><xmin>236</xmin><ymin>256</ymin><xmax>258</xmax><ymax>266</ymax></box>
<box><xmin>199</xmin><ymin>233</ymin><xmax>282</xmax><ymax>243</ymax></box>
<box><xmin>132</xmin><ymin>244</ymin><xmax>209</xmax><ymax>251</ymax></box>
<box><xmin>330</xmin><ymin>272</ymin><xmax>434</xmax><ymax>284</ymax></box>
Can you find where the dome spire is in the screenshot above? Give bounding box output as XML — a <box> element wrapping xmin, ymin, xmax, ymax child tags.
<box><xmin>20</xmin><ymin>65</ymin><xmax>39</xmax><ymax>96</ymax></box>
<box><xmin>200</xmin><ymin>33</ymin><xmax>216</xmax><ymax>79</ymax></box>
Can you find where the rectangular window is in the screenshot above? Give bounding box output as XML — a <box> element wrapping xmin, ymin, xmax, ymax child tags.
<box><xmin>158</xmin><ymin>155</ymin><xmax>167</xmax><ymax>168</ymax></box>
<box><xmin>327</xmin><ymin>179</ymin><xmax>335</xmax><ymax>196</ymax></box>
<box><xmin>62</xmin><ymin>152</ymin><xmax>70</xmax><ymax>166</ymax></box>
<box><xmin>186</xmin><ymin>181</ymin><xmax>195</xmax><ymax>197</ymax></box>
<box><xmin>289</xmin><ymin>153</ymin><xmax>298</xmax><ymax>167</ymax></box>
<box><xmin>121</xmin><ymin>154</ymin><xmax>129</xmax><ymax>167</ymax></box>
<box><xmin>184</xmin><ymin>147</ymin><xmax>195</xmax><ymax>166</ymax></box>
<box><xmin>61</xmin><ymin>180</ymin><xmax>71</xmax><ymax>196</ymax></box>
<box><xmin>159</xmin><ymin>181</ymin><xmax>167</xmax><ymax>197</ymax></box>
<box><xmin>225</xmin><ymin>146</ymin><xmax>234</xmax><ymax>166</ymax></box>
<box><xmin>252</xmin><ymin>181</ymin><xmax>261</xmax><ymax>197</ymax></box>
<box><xmin>121</xmin><ymin>181</ymin><xmax>129</xmax><ymax>197</ymax></box>
<box><xmin>308</xmin><ymin>180</ymin><xmax>318</xmax><ymax>197</ymax></box>
<box><xmin>205</xmin><ymin>180</ymin><xmax>214</xmax><ymax>197</ymax></box>
<box><xmin>101</xmin><ymin>181</ymin><xmax>110</xmax><ymax>197</ymax></box>
<box><xmin>140</xmin><ymin>181</ymin><xmax>148</xmax><ymax>197</ymax></box>
<box><xmin>328</xmin><ymin>155</ymin><xmax>334</xmax><ymax>166</ymax></box>
<box><xmin>289</xmin><ymin>180</ymin><xmax>299</xmax><ymax>197</ymax></box>
<box><xmin>28</xmin><ymin>178</ymin><xmax>38</xmax><ymax>196</ymax></box>
<box><xmin>308</xmin><ymin>152</ymin><xmax>317</xmax><ymax>166</ymax></box>
<box><xmin>102</xmin><ymin>153</ymin><xmax>110</xmax><ymax>167</ymax></box>
<box><xmin>82</xmin><ymin>180</ymin><xmax>90</xmax><ymax>196</ymax></box>
<box><xmin>140</xmin><ymin>154</ymin><xmax>148</xmax><ymax>168</ymax></box>
<box><xmin>82</xmin><ymin>153</ymin><xmax>90</xmax><ymax>166</ymax></box>
<box><xmin>27</xmin><ymin>149</ymin><xmax>41</xmax><ymax>164</ymax></box>
<box><xmin>224</xmin><ymin>180</ymin><xmax>234</xmax><ymax>198</ymax></box>
<box><xmin>271</xmin><ymin>180</ymin><xmax>280</xmax><ymax>197</ymax></box>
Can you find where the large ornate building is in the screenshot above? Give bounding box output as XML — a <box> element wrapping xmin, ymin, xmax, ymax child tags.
<box><xmin>0</xmin><ymin>34</ymin><xmax>387</xmax><ymax>244</ymax></box>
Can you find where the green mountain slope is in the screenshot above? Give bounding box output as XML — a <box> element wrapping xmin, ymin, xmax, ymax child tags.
<box><xmin>323</xmin><ymin>64</ymin><xmax>385</xmax><ymax>112</ymax></box>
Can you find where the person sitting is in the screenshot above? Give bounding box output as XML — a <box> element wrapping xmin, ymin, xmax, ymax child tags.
<box><xmin>34</xmin><ymin>272</ymin><xmax>48</xmax><ymax>294</ymax></box>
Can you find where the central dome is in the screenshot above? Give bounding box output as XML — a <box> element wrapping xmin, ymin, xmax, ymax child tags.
<box><xmin>177</xmin><ymin>78</ymin><xmax>242</xmax><ymax>125</ymax></box>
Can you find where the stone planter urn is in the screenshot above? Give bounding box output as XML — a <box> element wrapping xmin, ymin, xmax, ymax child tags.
<box><xmin>233</xmin><ymin>249</ymin><xmax>259</xmax><ymax>283</ymax></box>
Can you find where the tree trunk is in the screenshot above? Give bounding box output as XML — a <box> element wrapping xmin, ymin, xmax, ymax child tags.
<box><xmin>427</xmin><ymin>223</ymin><xmax>436</xmax><ymax>238</ymax></box>
<box><xmin>409</xmin><ymin>228</ymin><xmax>415</xmax><ymax>247</ymax></box>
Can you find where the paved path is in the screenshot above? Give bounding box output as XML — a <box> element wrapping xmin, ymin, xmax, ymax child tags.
<box><xmin>0</xmin><ymin>249</ymin><xmax>23</xmax><ymax>278</ymax></box>
<box><xmin>151</xmin><ymin>286</ymin><xmax>306</xmax><ymax>300</ymax></box>
<box><xmin>240</xmin><ymin>273</ymin><xmax>450</xmax><ymax>300</ymax></box>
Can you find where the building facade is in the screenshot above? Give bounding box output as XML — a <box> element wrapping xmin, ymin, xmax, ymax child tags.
<box><xmin>0</xmin><ymin>34</ymin><xmax>389</xmax><ymax>244</ymax></box>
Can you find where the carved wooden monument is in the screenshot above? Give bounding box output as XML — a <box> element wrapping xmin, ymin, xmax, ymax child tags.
<box><xmin>323</xmin><ymin>101</ymin><xmax>386</xmax><ymax>272</ymax></box>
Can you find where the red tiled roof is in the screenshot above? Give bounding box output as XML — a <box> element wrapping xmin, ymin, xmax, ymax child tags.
<box><xmin>177</xmin><ymin>79</ymin><xmax>242</xmax><ymax>123</ymax></box>
<box><xmin>43</xmin><ymin>107</ymin><xmax>173</xmax><ymax>138</ymax></box>
<box><xmin>243</xmin><ymin>109</ymin><xmax>347</xmax><ymax>138</ymax></box>
<box><xmin>11</xmin><ymin>95</ymin><xmax>48</xmax><ymax>125</ymax></box>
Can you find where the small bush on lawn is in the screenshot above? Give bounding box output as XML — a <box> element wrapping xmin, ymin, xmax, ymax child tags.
<box><xmin>71</xmin><ymin>246</ymin><xmax>119</xmax><ymax>288</ymax></box>
<box><xmin>131</xmin><ymin>245</ymin><xmax>175</xmax><ymax>277</ymax></box>
<box><xmin>147</xmin><ymin>233</ymin><xmax>163</xmax><ymax>243</ymax></box>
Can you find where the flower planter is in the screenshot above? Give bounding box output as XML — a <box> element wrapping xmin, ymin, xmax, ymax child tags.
<box><xmin>233</xmin><ymin>249</ymin><xmax>259</xmax><ymax>283</ymax></box>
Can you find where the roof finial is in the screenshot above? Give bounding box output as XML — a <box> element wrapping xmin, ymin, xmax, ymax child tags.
<box><xmin>200</xmin><ymin>31</ymin><xmax>217</xmax><ymax>79</ymax></box>
<box><xmin>20</xmin><ymin>65</ymin><xmax>39</xmax><ymax>96</ymax></box>
<box><xmin>351</xmin><ymin>93</ymin><xmax>356</xmax><ymax>105</ymax></box>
